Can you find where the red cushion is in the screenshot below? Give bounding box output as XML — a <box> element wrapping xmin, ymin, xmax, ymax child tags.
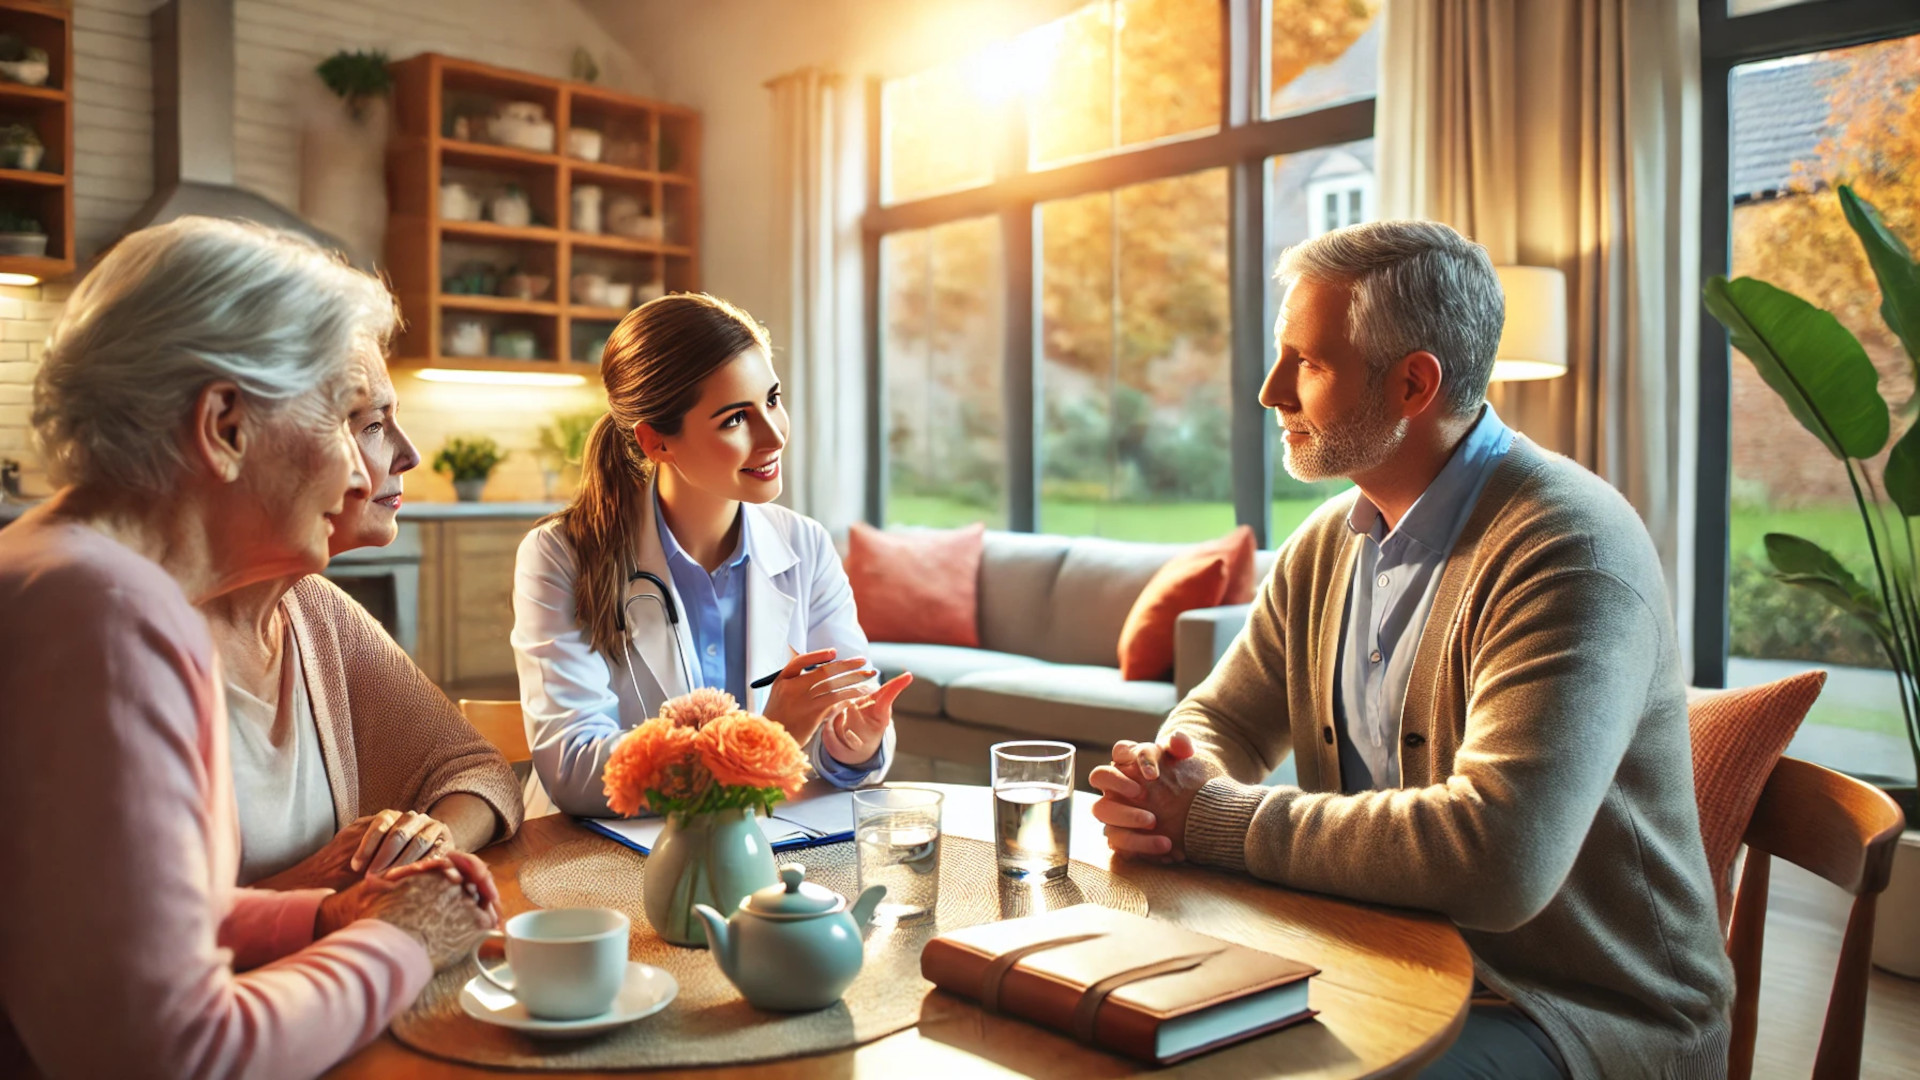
<box><xmin>1118</xmin><ymin>551</ymin><xmax>1230</xmax><ymax>681</ymax></box>
<box><xmin>1193</xmin><ymin>525</ymin><xmax>1258</xmax><ymax>604</ymax></box>
<box><xmin>845</xmin><ymin>522</ymin><xmax>984</xmax><ymax>647</ymax></box>
<box><xmin>1688</xmin><ymin>671</ymin><xmax>1825</xmax><ymax>926</ymax></box>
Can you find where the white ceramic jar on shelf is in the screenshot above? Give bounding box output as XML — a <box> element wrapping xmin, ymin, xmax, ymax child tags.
<box><xmin>443</xmin><ymin>318</ymin><xmax>488</xmax><ymax>357</ymax></box>
<box><xmin>440</xmin><ymin>182</ymin><xmax>481</xmax><ymax>222</ymax></box>
<box><xmin>567</xmin><ymin>128</ymin><xmax>603</xmax><ymax>162</ymax></box>
<box><xmin>490</xmin><ymin>187</ymin><xmax>532</xmax><ymax>228</ymax></box>
<box><xmin>487</xmin><ymin>102</ymin><xmax>554</xmax><ymax>153</ymax></box>
<box><xmin>571</xmin><ymin>185</ymin><xmax>604</xmax><ymax>234</ymax></box>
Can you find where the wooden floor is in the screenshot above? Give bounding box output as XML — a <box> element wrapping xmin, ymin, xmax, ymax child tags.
<box><xmin>1751</xmin><ymin>858</ymin><xmax>1920</xmax><ymax>1079</ymax></box>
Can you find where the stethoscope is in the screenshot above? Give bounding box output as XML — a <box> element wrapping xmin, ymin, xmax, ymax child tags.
<box><xmin>613</xmin><ymin>567</ymin><xmax>698</xmax><ymax>705</ymax></box>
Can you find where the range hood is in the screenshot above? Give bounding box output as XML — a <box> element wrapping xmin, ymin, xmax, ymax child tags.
<box><xmin>121</xmin><ymin>0</ymin><xmax>355</xmax><ymax>263</ymax></box>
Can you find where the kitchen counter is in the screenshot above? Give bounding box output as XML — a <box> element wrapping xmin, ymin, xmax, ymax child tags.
<box><xmin>399</xmin><ymin>501</ymin><xmax>561</xmax><ymax>520</ymax></box>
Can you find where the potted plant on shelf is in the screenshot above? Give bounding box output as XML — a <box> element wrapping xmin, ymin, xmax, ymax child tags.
<box><xmin>1703</xmin><ymin>184</ymin><xmax>1920</xmax><ymax>978</ymax></box>
<box><xmin>432</xmin><ymin>435</ymin><xmax>507</xmax><ymax>503</ymax></box>
<box><xmin>535</xmin><ymin>409</ymin><xmax>605</xmax><ymax>499</ymax></box>
<box><xmin>0</xmin><ymin>209</ymin><xmax>46</xmax><ymax>257</ymax></box>
<box><xmin>0</xmin><ymin>35</ymin><xmax>49</xmax><ymax>87</ymax></box>
<box><xmin>0</xmin><ymin>124</ymin><xmax>43</xmax><ymax>172</ymax></box>
<box><xmin>601</xmin><ymin>688</ymin><xmax>806</xmax><ymax>946</ymax></box>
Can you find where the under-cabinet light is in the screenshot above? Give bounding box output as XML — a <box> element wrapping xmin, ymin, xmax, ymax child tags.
<box><xmin>414</xmin><ymin>368</ymin><xmax>589</xmax><ymax>388</ymax></box>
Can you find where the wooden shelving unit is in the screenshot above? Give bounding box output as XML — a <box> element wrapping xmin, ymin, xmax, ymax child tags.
<box><xmin>384</xmin><ymin>53</ymin><xmax>702</xmax><ymax>374</ymax></box>
<box><xmin>0</xmin><ymin>0</ymin><xmax>73</xmax><ymax>282</ymax></box>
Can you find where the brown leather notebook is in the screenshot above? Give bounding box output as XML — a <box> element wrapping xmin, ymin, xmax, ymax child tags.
<box><xmin>921</xmin><ymin>904</ymin><xmax>1319</xmax><ymax>1064</ymax></box>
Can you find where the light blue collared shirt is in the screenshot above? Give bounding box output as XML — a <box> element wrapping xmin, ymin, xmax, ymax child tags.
<box><xmin>653</xmin><ymin>492</ymin><xmax>875</xmax><ymax>784</ymax></box>
<box><xmin>1334</xmin><ymin>405</ymin><xmax>1514</xmax><ymax>792</ymax></box>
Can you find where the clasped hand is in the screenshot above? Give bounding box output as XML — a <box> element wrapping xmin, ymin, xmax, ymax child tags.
<box><xmin>1089</xmin><ymin>732</ymin><xmax>1215</xmax><ymax>862</ymax></box>
<box><xmin>315</xmin><ymin>851</ymin><xmax>501</xmax><ymax>969</ymax></box>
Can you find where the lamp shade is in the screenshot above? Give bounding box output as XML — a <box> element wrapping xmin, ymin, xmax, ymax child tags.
<box><xmin>1491</xmin><ymin>265</ymin><xmax>1568</xmax><ymax>382</ymax></box>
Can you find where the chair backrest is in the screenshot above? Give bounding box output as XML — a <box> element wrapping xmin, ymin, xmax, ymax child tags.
<box><xmin>1725</xmin><ymin>756</ymin><xmax>1907</xmax><ymax>1080</ymax></box>
<box><xmin>459</xmin><ymin>698</ymin><xmax>530</xmax><ymax>765</ymax></box>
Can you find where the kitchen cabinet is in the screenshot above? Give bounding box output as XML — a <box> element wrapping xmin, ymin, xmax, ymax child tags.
<box><xmin>413</xmin><ymin>509</ymin><xmax>550</xmax><ymax>697</ymax></box>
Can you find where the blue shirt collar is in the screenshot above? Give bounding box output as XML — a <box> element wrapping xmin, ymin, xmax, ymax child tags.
<box><xmin>653</xmin><ymin>487</ymin><xmax>750</xmax><ymax>574</ymax></box>
<box><xmin>1347</xmin><ymin>404</ymin><xmax>1513</xmax><ymax>553</ymax></box>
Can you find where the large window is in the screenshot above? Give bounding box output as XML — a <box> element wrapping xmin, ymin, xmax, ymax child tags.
<box><xmin>871</xmin><ymin>0</ymin><xmax>1380</xmax><ymax>543</ymax></box>
<box><xmin>1701</xmin><ymin>0</ymin><xmax>1920</xmax><ymax>783</ymax></box>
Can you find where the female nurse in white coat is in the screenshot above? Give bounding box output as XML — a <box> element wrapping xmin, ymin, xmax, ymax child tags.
<box><xmin>512</xmin><ymin>294</ymin><xmax>912</xmax><ymax>817</ymax></box>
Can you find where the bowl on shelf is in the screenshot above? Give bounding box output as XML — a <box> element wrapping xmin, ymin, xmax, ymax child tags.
<box><xmin>636</xmin><ymin>281</ymin><xmax>666</xmax><ymax>304</ymax></box>
<box><xmin>487</xmin><ymin>102</ymin><xmax>554</xmax><ymax>153</ymax></box>
<box><xmin>570</xmin><ymin>272</ymin><xmax>608</xmax><ymax>305</ymax></box>
<box><xmin>599</xmin><ymin>281</ymin><xmax>634</xmax><ymax>309</ymax></box>
<box><xmin>441</xmin><ymin>182</ymin><xmax>482</xmax><ymax>222</ymax></box>
<box><xmin>443</xmin><ymin>318</ymin><xmax>488</xmax><ymax>358</ymax></box>
<box><xmin>0</xmin><ymin>59</ymin><xmax>47</xmax><ymax>87</ymax></box>
<box><xmin>492</xmin><ymin>329</ymin><xmax>539</xmax><ymax>360</ymax></box>
<box><xmin>499</xmin><ymin>272</ymin><xmax>551</xmax><ymax>301</ymax></box>
<box><xmin>567</xmin><ymin>128</ymin><xmax>603</xmax><ymax>162</ymax></box>
<box><xmin>0</xmin><ymin>232</ymin><xmax>46</xmax><ymax>257</ymax></box>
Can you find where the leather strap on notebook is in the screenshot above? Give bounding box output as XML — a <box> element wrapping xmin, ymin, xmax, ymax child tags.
<box><xmin>977</xmin><ymin>933</ymin><xmax>1106</xmax><ymax>1013</ymax></box>
<box><xmin>1070</xmin><ymin>950</ymin><xmax>1222</xmax><ymax>1046</ymax></box>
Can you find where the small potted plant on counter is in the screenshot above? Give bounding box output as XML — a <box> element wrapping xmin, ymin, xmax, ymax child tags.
<box><xmin>0</xmin><ymin>209</ymin><xmax>46</xmax><ymax>257</ymax></box>
<box><xmin>0</xmin><ymin>124</ymin><xmax>43</xmax><ymax>172</ymax></box>
<box><xmin>433</xmin><ymin>435</ymin><xmax>507</xmax><ymax>502</ymax></box>
<box><xmin>535</xmin><ymin>409</ymin><xmax>605</xmax><ymax>499</ymax></box>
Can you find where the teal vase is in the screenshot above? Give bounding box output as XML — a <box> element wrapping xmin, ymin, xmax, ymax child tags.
<box><xmin>643</xmin><ymin>807</ymin><xmax>778</xmax><ymax>947</ymax></box>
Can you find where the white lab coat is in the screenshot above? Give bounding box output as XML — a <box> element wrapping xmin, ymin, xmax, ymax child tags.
<box><xmin>511</xmin><ymin>497</ymin><xmax>893</xmax><ymax>818</ymax></box>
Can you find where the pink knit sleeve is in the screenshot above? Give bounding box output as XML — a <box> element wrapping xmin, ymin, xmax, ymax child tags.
<box><xmin>221</xmin><ymin>888</ymin><xmax>329</xmax><ymax>971</ymax></box>
<box><xmin>0</xmin><ymin>538</ymin><xmax>432</xmax><ymax>1079</ymax></box>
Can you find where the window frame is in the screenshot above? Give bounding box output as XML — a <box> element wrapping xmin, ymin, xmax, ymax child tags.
<box><xmin>862</xmin><ymin>0</ymin><xmax>1375</xmax><ymax>543</ymax></box>
<box><xmin>1694</xmin><ymin>0</ymin><xmax>1920</xmax><ymax>687</ymax></box>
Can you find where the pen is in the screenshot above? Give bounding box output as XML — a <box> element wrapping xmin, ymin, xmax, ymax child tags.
<box><xmin>749</xmin><ymin>661</ymin><xmax>828</xmax><ymax>690</ymax></box>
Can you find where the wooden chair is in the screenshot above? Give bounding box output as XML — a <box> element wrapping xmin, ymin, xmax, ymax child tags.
<box><xmin>1726</xmin><ymin>756</ymin><xmax>1907</xmax><ymax>1080</ymax></box>
<box><xmin>458</xmin><ymin>698</ymin><xmax>531</xmax><ymax>769</ymax></box>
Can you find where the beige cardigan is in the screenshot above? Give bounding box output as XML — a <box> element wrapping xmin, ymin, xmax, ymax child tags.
<box><xmin>1172</xmin><ymin>438</ymin><xmax>1732</xmax><ymax>1080</ymax></box>
<box><xmin>284</xmin><ymin>575</ymin><xmax>523</xmax><ymax>840</ymax></box>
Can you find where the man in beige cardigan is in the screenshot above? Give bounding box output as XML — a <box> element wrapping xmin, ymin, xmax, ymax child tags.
<box><xmin>1092</xmin><ymin>221</ymin><xmax>1731</xmax><ymax>1079</ymax></box>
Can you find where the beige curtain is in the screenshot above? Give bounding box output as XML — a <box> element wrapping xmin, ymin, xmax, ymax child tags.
<box><xmin>767</xmin><ymin>68</ymin><xmax>867</xmax><ymax>534</ymax></box>
<box><xmin>1377</xmin><ymin>0</ymin><xmax>1702</xmax><ymax>673</ymax></box>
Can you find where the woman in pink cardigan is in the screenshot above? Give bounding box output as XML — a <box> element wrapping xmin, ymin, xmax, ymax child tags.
<box><xmin>0</xmin><ymin>217</ymin><xmax>498</xmax><ymax>1078</ymax></box>
<box><xmin>200</xmin><ymin>346</ymin><xmax>523</xmax><ymax>888</ymax></box>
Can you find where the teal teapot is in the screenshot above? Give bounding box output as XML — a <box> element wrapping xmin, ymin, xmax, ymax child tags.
<box><xmin>692</xmin><ymin>864</ymin><xmax>885</xmax><ymax>1011</ymax></box>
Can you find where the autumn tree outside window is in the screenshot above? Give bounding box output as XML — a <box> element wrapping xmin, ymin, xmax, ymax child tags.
<box><xmin>868</xmin><ymin>0</ymin><xmax>1380</xmax><ymax>543</ymax></box>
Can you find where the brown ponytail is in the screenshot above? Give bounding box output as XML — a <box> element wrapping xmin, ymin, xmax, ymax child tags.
<box><xmin>552</xmin><ymin>293</ymin><xmax>771</xmax><ymax>659</ymax></box>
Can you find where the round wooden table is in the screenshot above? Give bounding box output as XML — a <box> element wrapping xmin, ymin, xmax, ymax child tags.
<box><xmin>327</xmin><ymin>784</ymin><xmax>1472</xmax><ymax>1079</ymax></box>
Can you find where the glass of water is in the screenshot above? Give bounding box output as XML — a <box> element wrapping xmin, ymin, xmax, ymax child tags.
<box><xmin>991</xmin><ymin>741</ymin><xmax>1075</xmax><ymax>880</ymax></box>
<box><xmin>853</xmin><ymin>787</ymin><xmax>942</xmax><ymax>924</ymax></box>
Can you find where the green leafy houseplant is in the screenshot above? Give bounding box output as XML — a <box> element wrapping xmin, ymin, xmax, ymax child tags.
<box><xmin>432</xmin><ymin>435</ymin><xmax>507</xmax><ymax>482</ymax></box>
<box><xmin>535</xmin><ymin>409</ymin><xmax>605</xmax><ymax>470</ymax></box>
<box><xmin>1703</xmin><ymin>184</ymin><xmax>1920</xmax><ymax>792</ymax></box>
<box><xmin>316</xmin><ymin>49</ymin><xmax>392</xmax><ymax>119</ymax></box>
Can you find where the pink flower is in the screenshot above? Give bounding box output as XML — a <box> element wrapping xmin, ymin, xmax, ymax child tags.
<box><xmin>658</xmin><ymin>688</ymin><xmax>739</xmax><ymax>730</ymax></box>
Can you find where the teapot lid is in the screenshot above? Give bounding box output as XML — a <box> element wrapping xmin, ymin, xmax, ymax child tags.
<box><xmin>743</xmin><ymin>864</ymin><xmax>845</xmax><ymax>917</ymax></box>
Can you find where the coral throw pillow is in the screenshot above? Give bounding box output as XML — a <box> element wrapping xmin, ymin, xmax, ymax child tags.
<box><xmin>846</xmin><ymin>522</ymin><xmax>984</xmax><ymax>647</ymax></box>
<box><xmin>1118</xmin><ymin>552</ymin><xmax>1230</xmax><ymax>681</ymax></box>
<box><xmin>1192</xmin><ymin>524</ymin><xmax>1259</xmax><ymax>604</ymax></box>
<box><xmin>1687</xmin><ymin>670</ymin><xmax>1825</xmax><ymax>927</ymax></box>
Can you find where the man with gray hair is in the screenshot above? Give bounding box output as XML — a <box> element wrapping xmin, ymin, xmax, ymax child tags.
<box><xmin>1092</xmin><ymin>220</ymin><xmax>1731</xmax><ymax>1078</ymax></box>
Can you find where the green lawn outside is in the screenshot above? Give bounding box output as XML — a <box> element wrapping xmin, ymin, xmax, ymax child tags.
<box><xmin>886</xmin><ymin>495</ymin><xmax>1344</xmax><ymax>544</ymax></box>
<box><xmin>1728</xmin><ymin>504</ymin><xmax>1881</xmax><ymax>566</ymax></box>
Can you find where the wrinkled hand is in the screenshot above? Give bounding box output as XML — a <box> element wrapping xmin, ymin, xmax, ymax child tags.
<box><xmin>258</xmin><ymin>809</ymin><xmax>455</xmax><ymax>891</ymax></box>
<box><xmin>1088</xmin><ymin>732</ymin><xmax>1218</xmax><ymax>862</ymax></box>
<box><xmin>763</xmin><ymin>648</ymin><xmax>878</xmax><ymax>747</ymax></box>
<box><xmin>315</xmin><ymin>852</ymin><xmax>501</xmax><ymax>969</ymax></box>
<box><xmin>820</xmin><ymin>673</ymin><xmax>912</xmax><ymax>766</ymax></box>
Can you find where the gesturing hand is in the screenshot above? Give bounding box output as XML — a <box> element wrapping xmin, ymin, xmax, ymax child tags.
<box><xmin>820</xmin><ymin>673</ymin><xmax>913</xmax><ymax>766</ymax></box>
<box><xmin>1088</xmin><ymin>732</ymin><xmax>1218</xmax><ymax>862</ymax></box>
<box><xmin>762</xmin><ymin>648</ymin><xmax>877</xmax><ymax>748</ymax></box>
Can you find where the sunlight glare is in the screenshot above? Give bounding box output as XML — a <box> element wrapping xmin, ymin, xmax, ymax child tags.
<box><xmin>961</xmin><ymin>21</ymin><xmax>1059</xmax><ymax>106</ymax></box>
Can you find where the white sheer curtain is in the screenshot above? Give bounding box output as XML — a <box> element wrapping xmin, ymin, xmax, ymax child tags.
<box><xmin>1376</xmin><ymin>0</ymin><xmax>1702</xmax><ymax>673</ymax></box>
<box><xmin>767</xmin><ymin>67</ymin><xmax>867</xmax><ymax>534</ymax></box>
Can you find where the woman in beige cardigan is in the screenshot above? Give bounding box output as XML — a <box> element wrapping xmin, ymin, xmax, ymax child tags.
<box><xmin>200</xmin><ymin>349</ymin><xmax>523</xmax><ymax>887</ymax></box>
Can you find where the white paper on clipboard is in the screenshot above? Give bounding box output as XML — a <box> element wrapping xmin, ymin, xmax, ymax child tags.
<box><xmin>580</xmin><ymin>783</ymin><xmax>860</xmax><ymax>855</ymax></box>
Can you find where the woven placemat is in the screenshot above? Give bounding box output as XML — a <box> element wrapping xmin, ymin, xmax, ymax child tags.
<box><xmin>391</xmin><ymin>832</ymin><xmax>1147</xmax><ymax>1069</ymax></box>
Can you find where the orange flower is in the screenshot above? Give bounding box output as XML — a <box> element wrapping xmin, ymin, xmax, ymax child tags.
<box><xmin>695</xmin><ymin>712</ymin><xmax>807</xmax><ymax>795</ymax></box>
<box><xmin>658</xmin><ymin>688</ymin><xmax>739</xmax><ymax>730</ymax></box>
<box><xmin>602</xmin><ymin>717</ymin><xmax>702</xmax><ymax>816</ymax></box>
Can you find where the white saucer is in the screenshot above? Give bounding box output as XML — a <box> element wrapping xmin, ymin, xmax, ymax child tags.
<box><xmin>459</xmin><ymin>961</ymin><xmax>678</xmax><ymax>1038</ymax></box>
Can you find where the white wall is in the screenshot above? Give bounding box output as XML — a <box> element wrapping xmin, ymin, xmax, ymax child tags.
<box><xmin>579</xmin><ymin>0</ymin><xmax>1083</xmax><ymax>362</ymax></box>
<box><xmin>1</xmin><ymin>0</ymin><xmax>645</xmax><ymax>499</ymax></box>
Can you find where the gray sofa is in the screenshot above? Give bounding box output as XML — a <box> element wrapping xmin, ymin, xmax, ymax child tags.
<box><xmin>867</xmin><ymin>531</ymin><xmax>1278</xmax><ymax>788</ymax></box>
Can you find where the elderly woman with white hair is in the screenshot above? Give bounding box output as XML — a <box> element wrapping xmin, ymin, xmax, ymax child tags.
<box><xmin>0</xmin><ymin>217</ymin><xmax>499</xmax><ymax>1078</ymax></box>
<box><xmin>201</xmin><ymin>339</ymin><xmax>522</xmax><ymax>890</ymax></box>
